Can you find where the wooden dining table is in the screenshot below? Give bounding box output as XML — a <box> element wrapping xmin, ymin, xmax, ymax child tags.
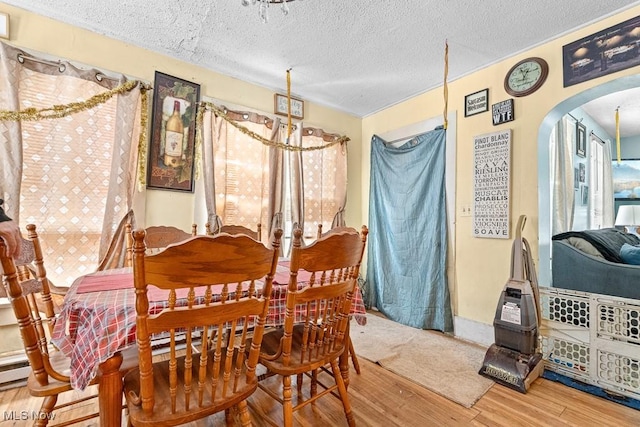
<box><xmin>50</xmin><ymin>261</ymin><xmax>367</xmax><ymax>426</ymax></box>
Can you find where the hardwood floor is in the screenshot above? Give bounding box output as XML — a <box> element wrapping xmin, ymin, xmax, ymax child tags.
<box><xmin>1</xmin><ymin>357</ymin><xmax>639</xmax><ymax>426</ymax></box>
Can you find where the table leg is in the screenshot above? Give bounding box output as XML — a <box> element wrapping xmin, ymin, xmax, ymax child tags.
<box><xmin>98</xmin><ymin>351</ymin><xmax>123</xmax><ymax>427</ymax></box>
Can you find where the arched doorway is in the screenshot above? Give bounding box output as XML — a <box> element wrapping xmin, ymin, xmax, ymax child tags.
<box><xmin>538</xmin><ymin>74</ymin><xmax>640</xmax><ymax>285</ymax></box>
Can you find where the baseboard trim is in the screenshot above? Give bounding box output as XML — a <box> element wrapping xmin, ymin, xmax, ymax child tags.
<box><xmin>454</xmin><ymin>316</ymin><xmax>493</xmax><ymax>348</ymax></box>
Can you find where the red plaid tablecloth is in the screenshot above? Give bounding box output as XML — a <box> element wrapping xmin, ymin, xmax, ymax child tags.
<box><xmin>51</xmin><ymin>263</ymin><xmax>367</xmax><ymax>390</ymax></box>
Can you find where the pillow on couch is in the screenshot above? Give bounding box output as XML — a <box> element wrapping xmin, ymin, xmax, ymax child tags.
<box><xmin>620</xmin><ymin>243</ymin><xmax>640</xmax><ymax>265</ymax></box>
<box><xmin>566</xmin><ymin>237</ymin><xmax>605</xmax><ymax>258</ymax></box>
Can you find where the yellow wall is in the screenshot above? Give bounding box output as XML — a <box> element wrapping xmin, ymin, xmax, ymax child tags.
<box><xmin>0</xmin><ymin>3</ymin><xmax>362</xmax><ymax>231</ymax></box>
<box><xmin>5</xmin><ymin>3</ymin><xmax>640</xmax><ymax>327</ymax></box>
<box><xmin>362</xmin><ymin>5</ymin><xmax>640</xmax><ymax>325</ymax></box>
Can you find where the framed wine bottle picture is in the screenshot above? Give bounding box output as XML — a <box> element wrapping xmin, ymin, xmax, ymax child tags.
<box><xmin>147</xmin><ymin>71</ymin><xmax>201</xmax><ymax>192</ymax></box>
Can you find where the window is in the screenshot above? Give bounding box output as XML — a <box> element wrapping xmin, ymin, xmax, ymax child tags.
<box><xmin>1</xmin><ymin>46</ymin><xmax>142</xmax><ymax>286</ymax></box>
<box><xmin>201</xmin><ymin>104</ymin><xmax>347</xmax><ymax>254</ymax></box>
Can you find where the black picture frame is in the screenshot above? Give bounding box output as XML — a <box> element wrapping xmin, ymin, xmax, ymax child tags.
<box><xmin>464</xmin><ymin>88</ymin><xmax>489</xmax><ymax>117</ymax></box>
<box><xmin>147</xmin><ymin>71</ymin><xmax>200</xmax><ymax>192</ymax></box>
<box><xmin>576</xmin><ymin>121</ymin><xmax>587</xmax><ymax>158</ymax></box>
<box><xmin>562</xmin><ymin>15</ymin><xmax>640</xmax><ymax>88</ymax></box>
<box><xmin>491</xmin><ymin>99</ymin><xmax>515</xmax><ymax>125</ymax></box>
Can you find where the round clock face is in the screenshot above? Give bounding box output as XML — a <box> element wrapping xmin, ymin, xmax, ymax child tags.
<box><xmin>504</xmin><ymin>57</ymin><xmax>549</xmax><ymax>97</ymax></box>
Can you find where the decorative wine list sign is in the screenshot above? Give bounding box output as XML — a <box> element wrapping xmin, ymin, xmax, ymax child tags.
<box><xmin>473</xmin><ymin>129</ymin><xmax>511</xmax><ymax>239</ymax></box>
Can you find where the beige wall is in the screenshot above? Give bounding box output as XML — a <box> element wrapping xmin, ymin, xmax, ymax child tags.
<box><xmin>5</xmin><ymin>3</ymin><xmax>640</xmax><ymax>328</ymax></box>
<box><xmin>362</xmin><ymin>5</ymin><xmax>640</xmax><ymax>325</ymax></box>
<box><xmin>1</xmin><ymin>3</ymin><xmax>362</xmax><ymax>232</ymax></box>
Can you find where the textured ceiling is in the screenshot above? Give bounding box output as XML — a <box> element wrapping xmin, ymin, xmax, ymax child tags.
<box><xmin>4</xmin><ymin>0</ymin><xmax>640</xmax><ymax>118</ymax></box>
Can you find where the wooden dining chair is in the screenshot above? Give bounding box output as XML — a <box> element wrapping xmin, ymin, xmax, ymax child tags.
<box><xmin>0</xmin><ymin>226</ymin><xmax>100</xmax><ymax>426</ymax></box>
<box><xmin>313</xmin><ymin>224</ymin><xmax>363</xmax><ymax>374</ymax></box>
<box><xmin>125</xmin><ymin>224</ymin><xmax>198</xmax><ymax>265</ymax></box>
<box><xmin>206</xmin><ymin>222</ymin><xmax>262</xmax><ymax>241</ymax></box>
<box><xmin>123</xmin><ymin>228</ymin><xmax>282</xmax><ymax>426</ymax></box>
<box><xmin>255</xmin><ymin>226</ymin><xmax>368</xmax><ymax>427</ymax></box>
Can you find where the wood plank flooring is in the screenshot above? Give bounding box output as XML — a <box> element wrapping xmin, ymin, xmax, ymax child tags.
<box><xmin>1</xmin><ymin>357</ymin><xmax>639</xmax><ymax>426</ymax></box>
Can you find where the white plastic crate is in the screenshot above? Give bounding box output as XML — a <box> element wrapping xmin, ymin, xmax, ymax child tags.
<box><xmin>540</xmin><ymin>287</ymin><xmax>640</xmax><ymax>401</ymax></box>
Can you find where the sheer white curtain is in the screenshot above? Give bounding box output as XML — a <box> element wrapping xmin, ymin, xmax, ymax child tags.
<box><xmin>551</xmin><ymin>117</ymin><xmax>575</xmax><ymax>235</ymax></box>
<box><xmin>200</xmin><ymin>107</ymin><xmax>282</xmax><ymax>245</ymax></box>
<box><xmin>0</xmin><ymin>42</ymin><xmax>143</xmax><ymax>285</ymax></box>
<box><xmin>294</xmin><ymin>127</ymin><xmax>348</xmax><ymax>239</ymax></box>
<box><xmin>589</xmin><ymin>133</ymin><xmax>614</xmax><ymax>229</ymax></box>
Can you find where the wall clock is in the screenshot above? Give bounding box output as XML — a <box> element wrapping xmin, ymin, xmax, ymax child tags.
<box><xmin>504</xmin><ymin>57</ymin><xmax>549</xmax><ymax>97</ymax></box>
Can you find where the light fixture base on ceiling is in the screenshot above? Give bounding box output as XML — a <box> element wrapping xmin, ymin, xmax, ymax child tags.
<box><xmin>241</xmin><ymin>0</ymin><xmax>297</xmax><ymax>23</ymax></box>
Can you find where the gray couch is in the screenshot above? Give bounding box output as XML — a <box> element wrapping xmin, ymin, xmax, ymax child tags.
<box><xmin>551</xmin><ymin>228</ymin><xmax>640</xmax><ymax>300</ymax></box>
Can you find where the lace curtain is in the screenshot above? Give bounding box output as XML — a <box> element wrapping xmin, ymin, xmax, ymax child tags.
<box><xmin>199</xmin><ymin>105</ymin><xmax>348</xmax><ymax>251</ymax></box>
<box><xmin>293</xmin><ymin>126</ymin><xmax>348</xmax><ymax>241</ymax></box>
<box><xmin>200</xmin><ymin>109</ymin><xmax>282</xmax><ymax>244</ymax></box>
<box><xmin>0</xmin><ymin>42</ymin><xmax>142</xmax><ymax>285</ymax></box>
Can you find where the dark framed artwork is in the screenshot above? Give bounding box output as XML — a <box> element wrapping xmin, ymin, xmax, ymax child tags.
<box><xmin>562</xmin><ymin>15</ymin><xmax>640</xmax><ymax>88</ymax></box>
<box><xmin>147</xmin><ymin>71</ymin><xmax>200</xmax><ymax>192</ymax></box>
<box><xmin>576</xmin><ymin>121</ymin><xmax>586</xmax><ymax>158</ymax></box>
<box><xmin>612</xmin><ymin>159</ymin><xmax>640</xmax><ymax>199</ymax></box>
<box><xmin>574</xmin><ymin>167</ymin><xmax>579</xmax><ymax>189</ymax></box>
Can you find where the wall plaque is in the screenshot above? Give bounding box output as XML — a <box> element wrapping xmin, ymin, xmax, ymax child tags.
<box><xmin>473</xmin><ymin>129</ymin><xmax>512</xmax><ymax>239</ymax></box>
<box><xmin>492</xmin><ymin>99</ymin><xmax>514</xmax><ymax>125</ymax></box>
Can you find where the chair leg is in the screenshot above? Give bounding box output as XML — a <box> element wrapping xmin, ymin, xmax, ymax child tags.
<box><xmin>296</xmin><ymin>373</ymin><xmax>303</xmax><ymax>394</ymax></box>
<box><xmin>36</xmin><ymin>395</ymin><xmax>57</xmax><ymax>427</ymax></box>
<box><xmin>225</xmin><ymin>407</ymin><xmax>234</xmax><ymax>425</ymax></box>
<box><xmin>310</xmin><ymin>368</ymin><xmax>318</xmax><ymax>403</ymax></box>
<box><xmin>237</xmin><ymin>400</ymin><xmax>252</xmax><ymax>427</ymax></box>
<box><xmin>330</xmin><ymin>359</ymin><xmax>355</xmax><ymax>427</ymax></box>
<box><xmin>348</xmin><ymin>337</ymin><xmax>361</xmax><ymax>374</ymax></box>
<box><xmin>282</xmin><ymin>374</ymin><xmax>294</xmax><ymax>427</ymax></box>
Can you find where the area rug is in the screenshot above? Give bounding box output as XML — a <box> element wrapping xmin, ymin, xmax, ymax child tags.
<box><xmin>349</xmin><ymin>313</ymin><xmax>494</xmax><ymax>408</ymax></box>
<box><xmin>542</xmin><ymin>370</ymin><xmax>640</xmax><ymax>410</ymax></box>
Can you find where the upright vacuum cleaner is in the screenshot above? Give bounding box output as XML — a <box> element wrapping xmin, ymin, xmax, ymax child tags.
<box><xmin>478</xmin><ymin>215</ymin><xmax>544</xmax><ymax>393</ymax></box>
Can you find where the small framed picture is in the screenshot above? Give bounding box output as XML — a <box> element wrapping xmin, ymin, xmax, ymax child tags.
<box><xmin>582</xmin><ymin>185</ymin><xmax>589</xmax><ymax>205</ymax></box>
<box><xmin>274</xmin><ymin>93</ymin><xmax>304</xmax><ymax>120</ymax></box>
<box><xmin>576</xmin><ymin>121</ymin><xmax>586</xmax><ymax>157</ymax></box>
<box><xmin>464</xmin><ymin>88</ymin><xmax>489</xmax><ymax>117</ymax></box>
<box><xmin>574</xmin><ymin>167</ymin><xmax>579</xmax><ymax>189</ymax></box>
<box><xmin>579</xmin><ymin>163</ymin><xmax>585</xmax><ymax>183</ymax></box>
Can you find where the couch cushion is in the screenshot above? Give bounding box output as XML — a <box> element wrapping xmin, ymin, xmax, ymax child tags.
<box><xmin>620</xmin><ymin>243</ymin><xmax>640</xmax><ymax>265</ymax></box>
<box><xmin>565</xmin><ymin>237</ymin><xmax>605</xmax><ymax>259</ymax></box>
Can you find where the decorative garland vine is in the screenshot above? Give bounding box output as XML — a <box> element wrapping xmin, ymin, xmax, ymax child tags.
<box><xmin>0</xmin><ymin>80</ymin><xmax>150</xmax><ymax>189</ymax></box>
<box><xmin>0</xmin><ymin>80</ymin><xmax>140</xmax><ymax>121</ymax></box>
<box><xmin>198</xmin><ymin>101</ymin><xmax>350</xmax><ymax>152</ymax></box>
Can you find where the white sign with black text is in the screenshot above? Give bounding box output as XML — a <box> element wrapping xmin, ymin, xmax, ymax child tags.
<box><xmin>473</xmin><ymin>129</ymin><xmax>511</xmax><ymax>239</ymax></box>
<box><xmin>464</xmin><ymin>88</ymin><xmax>489</xmax><ymax>117</ymax></box>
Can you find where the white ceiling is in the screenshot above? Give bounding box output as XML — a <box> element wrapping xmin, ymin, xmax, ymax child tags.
<box><xmin>582</xmin><ymin>87</ymin><xmax>640</xmax><ymax>137</ymax></box>
<box><xmin>4</xmin><ymin>0</ymin><xmax>640</xmax><ymax>121</ymax></box>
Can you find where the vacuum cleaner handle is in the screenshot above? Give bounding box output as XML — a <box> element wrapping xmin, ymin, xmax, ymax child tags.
<box><xmin>510</xmin><ymin>215</ymin><xmax>527</xmax><ymax>281</ymax></box>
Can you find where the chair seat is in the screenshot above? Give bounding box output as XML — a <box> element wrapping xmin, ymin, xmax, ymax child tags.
<box><xmin>27</xmin><ymin>344</ymin><xmax>139</xmax><ymax>397</ymax></box>
<box><xmin>259</xmin><ymin>324</ymin><xmax>347</xmax><ymax>375</ymax></box>
<box><xmin>124</xmin><ymin>347</ymin><xmax>256</xmax><ymax>427</ymax></box>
